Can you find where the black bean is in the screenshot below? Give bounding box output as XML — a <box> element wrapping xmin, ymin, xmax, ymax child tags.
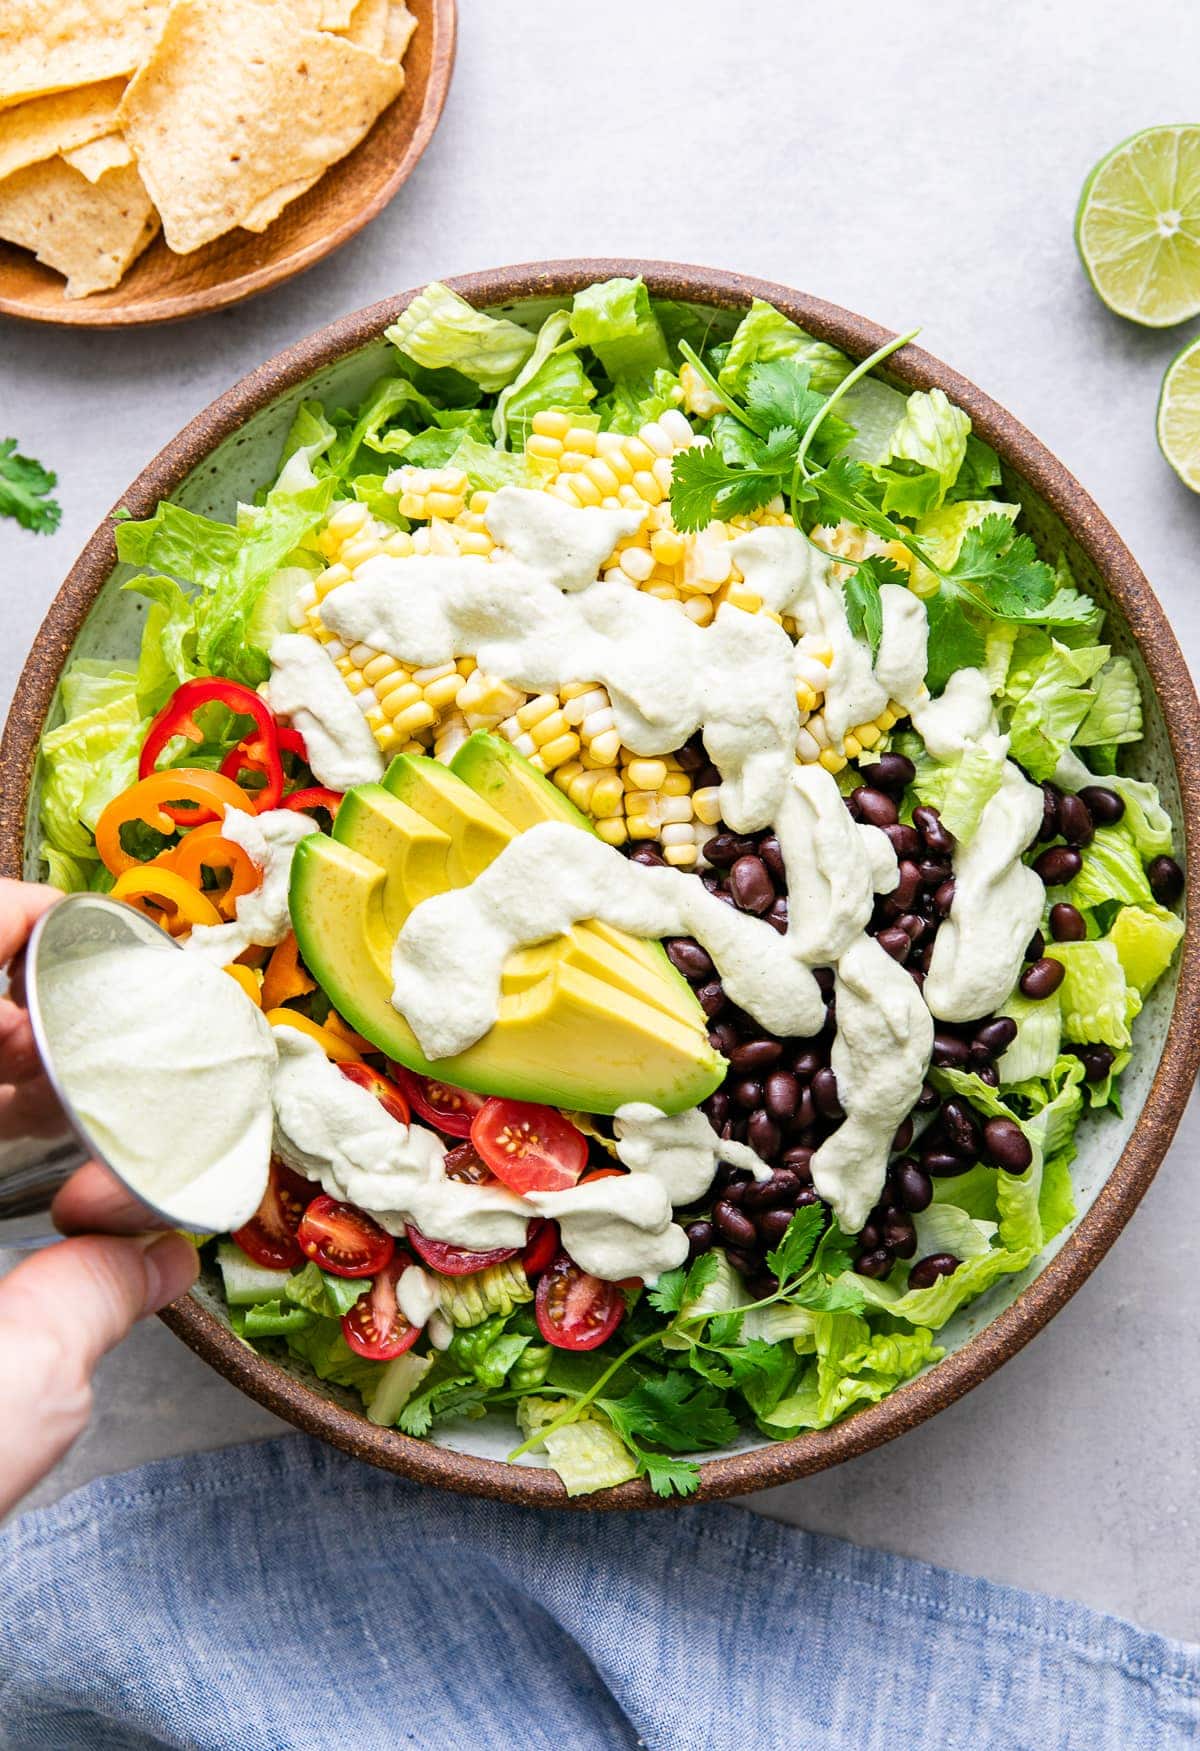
<box><xmin>792</xmin><ymin>1048</ymin><xmax>823</xmax><ymax>1081</ymax></box>
<box><xmin>892</xmin><ymin>1116</ymin><xmax>914</xmax><ymax>1153</ymax></box>
<box><xmin>854</xmin><ymin>1248</ymin><xmax>893</xmax><ymax>1279</ymax></box>
<box><xmin>1025</xmin><ymin>929</ymin><xmax>1046</xmax><ymax>962</ymax></box>
<box><xmin>707</xmin><ymin>1022</ymin><xmax>737</xmax><ymax>1055</ymax></box>
<box><xmin>897</xmin><ymin>912</ymin><xmax>927</xmax><ymax>942</ymax></box>
<box><xmin>729</xmin><ymin>855</ymin><xmax>775</xmax><ymax>914</ymax></box>
<box><xmin>813</xmin><ymin>967</ymin><xmax>836</xmax><ymax>998</ymax></box>
<box><xmin>1033</xmin><ymin>845</ymin><xmax>1083</xmax><ymax>886</ymax></box>
<box><xmin>1079</xmin><ymin>785</ymin><xmax>1125</xmax><ymax>825</ymax></box>
<box><xmin>793</xmin><ymin>1087</ymin><xmax>816</xmax><ymax>1131</ymax></box>
<box><xmin>884</xmin><ymin>822</ymin><xmax>923</xmax><ymax>859</ymax></box>
<box><xmin>852</xmin><ymin>786</ymin><xmax>900</xmax><ymax>829</ymax></box>
<box><xmin>916</xmin><ymin>1080</ymin><xmax>940</xmax><ymax>1111</ymax></box>
<box><xmin>890</xmin><ymin>860</ymin><xmax>921</xmax><ymax>911</ymax></box>
<box><xmin>860</xmin><ymin>752</ymin><xmax>916</xmax><ymax>795</ymax></box>
<box><xmin>876</xmin><ymin>925</ymin><xmax>912</xmax><ymax>964</ymax></box>
<box><xmin>701</xmin><ymin>832</ymin><xmax>750</xmax><ymax>867</ymax></box>
<box><xmin>1148</xmin><ymin>856</ymin><xmax>1184</xmax><ymax>905</ymax></box>
<box><xmin>912</xmin><ymin>806</ymin><xmax>956</xmax><ymax>855</ymax></box>
<box><xmin>758</xmin><ymin>834</ymin><xmax>786</xmax><ymax>881</ymax></box>
<box><xmin>666</xmin><ymin>938</ymin><xmax>714</xmax><ymax>981</ymax></box>
<box><xmin>1072</xmin><ymin>1043</ymin><xmax>1116</xmax><ymax>1083</ymax></box>
<box><xmin>1048</xmin><ymin>902</ymin><xmax>1086</xmax><ymax>942</ymax></box>
<box><xmin>630</xmin><ymin>844</ymin><xmax>667</xmax><ymax>867</ymax></box>
<box><xmin>721</xmin><ymin>1176</ymin><xmax>748</xmax><ymax>1204</ymax></box>
<box><xmin>764</xmin><ymin>1070</ymin><xmax>800</xmax><ymax>1121</ymax></box>
<box><xmin>941</xmin><ymin>1098</ymin><xmax>981</xmax><ymax>1159</ymax></box>
<box><xmin>934</xmin><ymin>879</ymin><xmax>957</xmax><ymax>916</ymax></box>
<box><xmin>1058</xmin><ymin>793</ymin><xmax>1095</xmax><ymax>848</ymax></box>
<box><xmin>1037</xmin><ymin>783</ymin><xmax>1061</xmax><ymax>843</ymax></box>
<box><xmin>793</xmin><ymin>1187</ymin><xmax>821</xmax><ymax>1210</ymax></box>
<box><xmin>696</xmin><ymin>980</ymin><xmax>726</xmax><ymax>1018</ymax></box>
<box><xmin>713</xmin><ymin>1200</ymin><xmax>757</xmax><ymax>1248</ymax></box>
<box><xmin>733</xmin><ymin>1078</ymin><xmax>762</xmax><ymax>1111</ymax></box>
<box><xmin>908</xmin><ymin>1253</ymin><xmax>960</xmax><ymax>1289</ymax></box>
<box><xmin>1020</xmin><ymin>956</ymin><xmax>1066</xmax><ymax>1000</ymax></box>
<box><xmin>747</xmin><ymin>1110</ymin><xmax>781</xmax><ymax>1158</ymax></box>
<box><xmin>685</xmin><ymin>1220</ymin><xmax>714</xmax><ymax>1259</ymax></box>
<box><xmin>675</xmin><ymin>740</ymin><xmax>707</xmax><ymax>774</ymax></box>
<box><xmin>983</xmin><ymin>1117</ymin><xmax>1033</xmax><ymax>1172</ymax></box>
<box><xmin>974</xmin><ymin>1016</ymin><xmax>1018</xmax><ymax>1057</ymax></box>
<box><xmin>883</xmin><ymin>1213</ymin><xmax>917</xmax><ymax>1259</ymax></box>
<box><xmin>743</xmin><ymin>1170</ymin><xmax>799</xmax><ymax>1211</ymax></box>
<box><xmin>977</xmin><ymin>1065</ymin><xmax>1000</xmax><ymax>1086</ymax></box>
<box><xmin>703</xmin><ymin>1091</ymin><xmax>731</xmax><ymax>1132</ymax></box>
<box><xmin>782</xmin><ymin>1146</ymin><xmax>814</xmax><ymax>1181</ymax></box>
<box><xmin>757</xmin><ymin>1207</ymin><xmax>795</xmax><ymax>1247</ymax></box>
<box><xmin>922</xmin><ymin>1149</ymin><xmax>973</xmax><ymax>1177</ymax></box>
<box><xmin>729</xmin><ymin>1038</ymin><xmax>783</xmax><ymax>1073</ymax></box>
<box><xmin>697</xmin><ymin>763</ymin><xmax>723</xmax><ymax>790</ymax></box>
<box><xmin>725</xmin><ymin>1247</ymin><xmax>757</xmax><ymax>1276</ymax></box>
<box><xmin>917</xmin><ymin>859</ymin><xmax>952</xmax><ymax>889</ymax></box>
<box><xmin>897</xmin><ymin>1160</ymin><xmax>934</xmax><ymax>1213</ymax></box>
<box><xmin>812</xmin><ymin>1066</ymin><xmax>845</xmax><ymax>1121</ymax></box>
<box><xmin>765</xmin><ymin>896</ymin><xmax>789</xmax><ymax>935</ymax></box>
<box><xmin>931</xmin><ymin>1032</ymin><xmax>971</xmax><ymax>1069</ymax></box>
<box><xmin>858</xmin><ymin>1219</ymin><xmax>882</xmax><ymax>1251</ymax></box>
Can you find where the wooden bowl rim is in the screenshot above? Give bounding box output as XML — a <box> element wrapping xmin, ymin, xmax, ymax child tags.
<box><xmin>3</xmin><ymin>258</ymin><xmax>1198</xmax><ymax>1507</ymax></box>
<box><xmin>0</xmin><ymin>0</ymin><xmax>456</xmax><ymax>329</ymax></box>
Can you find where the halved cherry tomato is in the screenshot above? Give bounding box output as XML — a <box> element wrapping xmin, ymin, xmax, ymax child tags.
<box><xmin>338</xmin><ymin>1061</ymin><xmax>411</xmax><ymax>1126</ymax></box>
<box><xmin>280</xmin><ymin>786</ymin><xmax>343</xmax><ymax>819</ymax></box>
<box><xmin>522</xmin><ymin>1218</ymin><xmax>560</xmax><ymax>1278</ymax></box>
<box><xmin>442</xmin><ymin>1141</ymin><xmax>495</xmax><ymax>1186</ymax></box>
<box><xmin>95</xmin><ymin>768</ymin><xmax>253</xmax><ymax>874</ymax></box>
<box><xmin>390</xmin><ymin>1068</ymin><xmax>486</xmax><ymax>1138</ymax></box>
<box><xmin>169</xmin><ymin>822</ymin><xmax>260</xmax><ymax>920</ymax></box>
<box><xmin>232</xmin><ymin>1159</ymin><xmax>316</xmax><ymax>1270</ymax></box>
<box><xmin>471</xmin><ymin>1099</ymin><xmax>588</xmax><ymax>1195</ymax></box>
<box><xmin>341</xmin><ymin>1254</ymin><xmax>421</xmax><ymax>1359</ymax></box>
<box><xmin>142</xmin><ymin>679</ymin><xmax>285</xmax><ymax>816</ymax></box>
<box><xmin>296</xmin><ymin>1194</ymin><xmax>394</xmax><ymax>1278</ymax></box>
<box><xmin>405</xmin><ymin>1224</ymin><xmax>518</xmax><ymax>1278</ymax></box>
<box><xmin>579</xmin><ymin>1166</ymin><xmax>626</xmax><ymax>1184</ymax></box>
<box><xmin>535</xmin><ymin>1252</ymin><xmax>625</xmax><ymax>1351</ymax></box>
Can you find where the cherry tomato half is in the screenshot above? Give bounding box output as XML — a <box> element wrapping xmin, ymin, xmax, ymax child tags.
<box><xmin>471</xmin><ymin>1099</ymin><xmax>588</xmax><ymax>1194</ymax></box>
<box><xmin>297</xmin><ymin>1194</ymin><xmax>394</xmax><ymax>1278</ymax></box>
<box><xmin>405</xmin><ymin>1224</ymin><xmax>518</xmax><ymax>1278</ymax></box>
<box><xmin>522</xmin><ymin>1218</ymin><xmax>560</xmax><ymax>1278</ymax></box>
<box><xmin>391</xmin><ymin>1068</ymin><xmax>486</xmax><ymax>1138</ymax></box>
<box><xmin>341</xmin><ymin>1254</ymin><xmax>420</xmax><ymax>1359</ymax></box>
<box><xmin>232</xmin><ymin>1159</ymin><xmax>315</xmax><ymax>1270</ymax></box>
<box><xmin>338</xmin><ymin>1062</ymin><xmax>411</xmax><ymax>1127</ymax></box>
<box><xmin>442</xmin><ymin>1142</ymin><xmax>496</xmax><ymax>1186</ymax></box>
<box><xmin>579</xmin><ymin>1166</ymin><xmax>626</xmax><ymax>1184</ymax></box>
<box><xmin>535</xmin><ymin>1252</ymin><xmax>625</xmax><ymax>1351</ymax></box>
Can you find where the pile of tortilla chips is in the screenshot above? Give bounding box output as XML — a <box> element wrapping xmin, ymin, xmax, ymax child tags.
<box><xmin>0</xmin><ymin>0</ymin><xmax>416</xmax><ymax>298</ymax></box>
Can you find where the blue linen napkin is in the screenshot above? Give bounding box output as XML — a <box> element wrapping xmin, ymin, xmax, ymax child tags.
<box><xmin>1</xmin><ymin>1434</ymin><xmax>1196</xmax><ymax>1750</ymax></box>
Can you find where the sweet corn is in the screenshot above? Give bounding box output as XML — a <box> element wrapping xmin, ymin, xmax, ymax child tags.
<box><xmin>385</xmin><ymin>465</ymin><xmax>469</xmax><ymax>523</ymax></box>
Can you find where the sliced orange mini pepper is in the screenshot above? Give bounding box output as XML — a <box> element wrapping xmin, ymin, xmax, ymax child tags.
<box><xmin>171</xmin><ymin>822</ymin><xmax>261</xmax><ymax>920</ymax></box>
<box><xmin>264</xmin><ymin>1008</ymin><xmax>363</xmax><ymax>1064</ymax></box>
<box><xmin>261</xmin><ymin>931</ymin><xmax>316</xmax><ymax>1011</ymax></box>
<box><xmin>95</xmin><ymin>768</ymin><xmax>253</xmax><ymax>876</ymax></box>
<box><xmin>109</xmin><ymin>865</ymin><xmax>224</xmax><ymax>936</ymax></box>
<box><xmin>222</xmin><ymin>964</ymin><xmax>263</xmax><ymax>1005</ymax></box>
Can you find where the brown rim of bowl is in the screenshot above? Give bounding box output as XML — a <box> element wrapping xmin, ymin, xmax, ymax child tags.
<box><xmin>2</xmin><ymin>260</ymin><xmax>1198</xmax><ymax>1508</ymax></box>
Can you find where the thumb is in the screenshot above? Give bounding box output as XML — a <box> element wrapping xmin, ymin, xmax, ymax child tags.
<box><xmin>0</xmin><ymin>1232</ymin><xmax>198</xmax><ymax>1515</ymax></box>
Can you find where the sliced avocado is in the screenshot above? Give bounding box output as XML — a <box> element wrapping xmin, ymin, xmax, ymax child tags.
<box><xmin>338</xmin><ymin>759</ymin><xmax>691</xmax><ymax>1019</ymax></box>
<box><xmin>289</xmin><ymin>834</ymin><xmax>724</xmax><ymax>1113</ymax></box>
<box><xmin>450</xmin><ymin>731</ymin><xmax>697</xmax><ymax>1010</ymax></box>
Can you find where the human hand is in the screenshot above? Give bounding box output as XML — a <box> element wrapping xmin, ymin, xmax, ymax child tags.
<box><xmin>0</xmin><ymin>880</ymin><xmax>198</xmax><ymax>1515</ymax></box>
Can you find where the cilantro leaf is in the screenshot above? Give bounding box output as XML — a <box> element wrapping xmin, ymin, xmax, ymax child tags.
<box><xmin>647</xmin><ymin>1268</ymin><xmax>688</xmax><ymax>1316</ymax></box>
<box><xmin>923</xmin><ymin>589</ymin><xmax>988</xmax><ymax>692</ymax></box>
<box><xmin>639</xmin><ymin>1452</ymin><xmax>702</xmax><ymax>1498</ymax></box>
<box><xmin>668</xmin><ymin>442</ymin><xmax>786</xmax><ymax>531</ymax></box>
<box><xmin>0</xmin><ymin>438</ymin><xmax>62</xmax><ymax>534</ymax></box>
<box><xmin>397</xmin><ymin>1374</ymin><xmax>484</xmax><ymax>1437</ymax></box>
<box><xmin>765</xmin><ymin>1204</ymin><xmax>826</xmax><ymax>1285</ymax></box>
<box><xmin>841</xmin><ymin>555</ymin><xmax>908</xmax><ymax>657</ymax></box>
<box><xmin>600</xmin><ymin>1370</ymin><xmax>739</xmax><ymax>1453</ymax></box>
<box><xmin>721</xmin><ymin>1338</ymin><xmax>797</xmax><ymax>1418</ymax></box>
<box><xmin>946</xmin><ymin>515</ymin><xmax>1056</xmax><ymax>618</ymax></box>
<box><xmin>707</xmin><ymin>1309</ymin><xmax>744</xmax><ymax>1348</ymax></box>
<box><xmin>683</xmin><ymin>1250</ymin><xmax>720</xmax><ymax>1303</ymax></box>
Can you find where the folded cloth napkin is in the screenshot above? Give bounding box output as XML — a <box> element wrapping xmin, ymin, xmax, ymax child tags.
<box><xmin>1</xmin><ymin>1435</ymin><xmax>1196</xmax><ymax>1751</ymax></box>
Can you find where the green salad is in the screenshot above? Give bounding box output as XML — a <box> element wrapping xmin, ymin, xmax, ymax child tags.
<box><xmin>36</xmin><ymin>278</ymin><xmax>1186</xmax><ymax>1497</ymax></box>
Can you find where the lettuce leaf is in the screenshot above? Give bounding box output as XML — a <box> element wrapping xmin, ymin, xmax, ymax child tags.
<box><xmin>1107</xmin><ymin>903</ymin><xmax>1185</xmax><ymax>994</ymax></box>
<box><xmin>1004</xmin><ymin>638</ymin><xmax>1111</xmax><ymax>780</ymax></box>
<box><xmin>917</xmin><ymin>738</ymin><xmax>1007</xmax><ymax>846</ymax></box>
<box><xmin>1064</xmin><ymin>825</ymin><xmax>1154</xmax><ymax>910</ymax></box>
<box><xmin>1096</xmin><ymin>774</ymin><xmax>1175</xmax><ymax>858</ymax></box>
<box><xmin>762</xmin><ymin>1312</ymin><xmax>940</xmax><ymax>1431</ymax></box>
<box><xmin>1038</xmin><ymin>1150</ymin><xmax>1078</xmax><ymax>1246</ymax></box>
<box><xmin>569</xmin><ymin>277</ymin><xmax>669</xmax><ymax>384</ymax></box>
<box><xmin>875</xmin><ymin>388</ymin><xmax>971</xmax><ymax>516</ymax></box>
<box><xmin>717</xmin><ymin>298</ymin><xmax>853</xmax><ymax>397</ymax></box>
<box><xmin>996</xmin><ymin>990</ymin><xmax>1063</xmax><ymax>1085</ymax></box>
<box><xmin>1075</xmin><ymin>655</ymin><xmax>1142</xmax><ymax>746</ymax></box>
<box><xmin>856</xmin><ymin>1244</ymin><xmax>1036</xmax><ymax>1328</ymax></box>
<box><xmin>284</xmin><ymin>1317</ymin><xmax>383</xmax><ymax>1394</ymax></box>
<box><xmin>515</xmin><ymin>1397</ymin><xmax>639</xmax><ymax>1496</ymax></box>
<box><xmin>493</xmin><ymin>310</ymin><xmax>595</xmax><ymax>447</ymax></box>
<box><xmin>385</xmin><ymin>283</ymin><xmax>536</xmax><ymax>392</ymax></box>
<box><xmin>38</xmin><ymin>672</ymin><xmax>148</xmax><ymax>873</ymax></box>
<box><xmin>913</xmin><ymin>1202</ymin><xmax>997</xmax><ymax>1260</ymax></box>
<box><xmin>1045</xmin><ymin>939</ymin><xmax>1137</xmax><ymax>1049</ymax></box>
<box><xmin>285</xmin><ymin>1261</ymin><xmax>368</xmax><ymax>1319</ymax></box>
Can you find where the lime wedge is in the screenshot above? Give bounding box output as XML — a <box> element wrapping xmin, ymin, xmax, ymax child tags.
<box><xmin>1075</xmin><ymin>125</ymin><xmax>1200</xmax><ymax>326</ymax></box>
<box><xmin>1157</xmin><ymin>335</ymin><xmax>1200</xmax><ymax>489</ymax></box>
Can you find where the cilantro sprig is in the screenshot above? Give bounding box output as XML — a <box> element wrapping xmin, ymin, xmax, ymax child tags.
<box><xmin>0</xmin><ymin>438</ymin><xmax>62</xmax><ymax>534</ymax></box>
<box><xmin>506</xmin><ymin>1208</ymin><xmax>864</xmax><ymax>1497</ymax></box>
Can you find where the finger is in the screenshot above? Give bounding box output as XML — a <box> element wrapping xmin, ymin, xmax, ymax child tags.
<box><xmin>52</xmin><ymin>1158</ymin><xmax>174</xmax><ymax>1237</ymax></box>
<box><xmin>0</xmin><ymin>1232</ymin><xmax>198</xmax><ymax>1514</ymax></box>
<box><xmin>0</xmin><ymin>880</ymin><xmax>60</xmax><ymax>967</ymax></box>
<box><xmin>0</xmin><ymin>996</ymin><xmax>42</xmax><ymax>1083</ymax></box>
<box><xmin>0</xmin><ymin>1074</ymin><xmax>67</xmax><ymax>1141</ymax></box>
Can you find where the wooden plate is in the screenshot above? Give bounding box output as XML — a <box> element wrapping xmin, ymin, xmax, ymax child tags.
<box><xmin>0</xmin><ymin>0</ymin><xmax>455</xmax><ymax>328</ymax></box>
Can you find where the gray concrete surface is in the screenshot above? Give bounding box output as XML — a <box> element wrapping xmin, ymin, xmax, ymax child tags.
<box><xmin>2</xmin><ymin>0</ymin><xmax>1198</xmax><ymax>1641</ymax></box>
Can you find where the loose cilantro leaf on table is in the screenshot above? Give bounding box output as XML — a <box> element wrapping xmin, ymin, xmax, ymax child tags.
<box><xmin>0</xmin><ymin>438</ymin><xmax>61</xmax><ymax>534</ymax></box>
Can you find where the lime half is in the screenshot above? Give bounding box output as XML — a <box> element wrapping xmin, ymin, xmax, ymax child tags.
<box><xmin>1076</xmin><ymin>125</ymin><xmax>1200</xmax><ymax>326</ymax></box>
<box><xmin>1157</xmin><ymin>335</ymin><xmax>1200</xmax><ymax>490</ymax></box>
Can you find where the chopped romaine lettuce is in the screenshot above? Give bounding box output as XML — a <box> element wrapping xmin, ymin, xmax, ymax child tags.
<box><xmin>996</xmin><ymin>990</ymin><xmax>1063</xmax><ymax>1085</ymax></box>
<box><xmin>216</xmin><ymin>1243</ymin><xmax>293</xmax><ymax>1307</ymax></box>
<box><xmin>1045</xmin><ymin>939</ymin><xmax>1137</xmax><ymax>1049</ymax></box>
<box><xmin>366</xmin><ymin>1352</ymin><xmax>435</xmax><ymax>1427</ymax></box>
<box><xmin>1094</xmin><ymin>775</ymin><xmax>1174</xmax><ymax>857</ymax></box>
<box><xmin>492</xmin><ymin>310</ymin><xmax>595</xmax><ymax>447</ymax></box>
<box><xmin>913</xmin><ymin>1203</ymin><xmax>997</xmax><ymax>1260</ymax></box>
<box><xmin>516</xmin><ymin>1397</ymin><xmax>638</xmax><ymax>1496</ymax></box>
<box><xmin>763</xmin><ymin>1312</ymin><xmax>940</xmax><ymax>1431</ymax></box>
<box><xmin>385</xmin><ymin>283</ymin><xmax>536</xmax><ymax>392</ymax></box>
<box><xmin>1004</xmin><ymin>638</ymin><xmax>1111</xmax><ymax>781</ymax></box>
<box><xmin>1107</xmin><ymin>903</ymin><xmax>1185</xmax><ymax>994</ymax></box>
<box><xmin>717</xmin><ymin>298</ymin><xmax>852</xmax><ymax>397</ymax></box>
<box><xmin>875</xmin><ymin>388</ymin><xmax>971</xmax><ymax>516</ymax></box>
<box><xmin>38</xmin><ymin>673</ymin><xmax>148</xmax><ymax>877</ymax></box>
<box><xmin>1064</xmin><ymin>825</ymin><xmax>1154</xmax><ymax>910</ymax></box>
<box><xmin>1075</xmin><ymin>655</ymin><xmax>1142</xmax><ymax>747</ymax></box>
<box><xmin>285</xmin><ymin>1261</ymin><xmax>368</xmax><ymax>1319</ymax></box>
<box><xmin>569</xmin><ymin>277</ymin><xmax>670</xmax><ymax>384</ymax></box>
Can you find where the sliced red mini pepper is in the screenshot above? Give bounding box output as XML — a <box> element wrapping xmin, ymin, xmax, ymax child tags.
<box><xmin>279</xmin><ymin>786</ymin><xmax>343</xmax><ymax>818</ymax></box>
<box><xmin>141</xmin><ymin>678</ymin><xmax>285</xmax><ymax>818</ymax></box>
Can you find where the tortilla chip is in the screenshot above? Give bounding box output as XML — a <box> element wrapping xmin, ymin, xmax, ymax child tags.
<box><xmin>0</xmin><ymin>157</ymin><xmax>158</xmax><ymax>296</ymax></box>
<box><xmin>382</xmin><ymin>1</ymin><xmax>417</xmax><ymax>63</ymax></box>
<box><xmin>337</xmin><ymin>0</ymin><xmax>389</xmax><ymax>57</ymax></box>
<box><xmin>0</xmin><ymin>80</ymin><xmax>126</xmax><ymax>182</ymax></box>
<box><xmin>62</xmin><ymin>132</ymin><xmax>135</xmax><ymax>182</ymax></box>
<box><xmin>319</xmin><ymin>0</ymin><xmax>358</xmax><ymax>26</ymax></box>
<box><xmin>0</xmin><ymin>1</ymin><xmax>168</xmax><ymax>109</ymax></box>
<box><xmin>118</xmin><ymin>0</ymin><xmax>405</xmax><ymax>254</ymax></box>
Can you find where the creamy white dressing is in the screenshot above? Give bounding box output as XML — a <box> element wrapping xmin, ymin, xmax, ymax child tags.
<box><xmin>266</xmin><ymin>633</ymin><xmax>385</xmax><ymax>790</ymax></box>
<box><xmin>613</xmin><ymin>1103</ymin><xmax>771</xmax><ymax>1200</ymax></box>
<box><xmin>39</xmin><ymin>941</ymin><xmax>275</xmax><ymax>1230</ymax></box>
<box><xmin>185</xmin><ymin>806</ymin><xmax>317</xmax><ymax>965</ymax></box>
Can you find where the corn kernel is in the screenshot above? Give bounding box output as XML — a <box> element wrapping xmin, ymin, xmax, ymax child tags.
<box><xmin>532</xmin><ymin>410</ymin><xmax>571</xmax><ymax>439</ymax></box>
<box><xmin>663</xmin><ymin>844</ymin><xmax>698</xmax><ymax>868</ymax></box>
<box><xmin>596</xmin><ymin>818</ymin><xmax>628</xmax><ymax>846</ymax></box>
<box><xmin>625</xmin><ymin>758</ymin><xmax>669</xmax><ymax>790</ymax></box>
<box><xmin>692</xmin><ymin>786</ymin><xmax>722</xmax><ymax>825</ymax></box>
<box><xmin>527</xmin><ymin>434</ymin><xmax>562</xmax><ymax>461</ymax></box>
